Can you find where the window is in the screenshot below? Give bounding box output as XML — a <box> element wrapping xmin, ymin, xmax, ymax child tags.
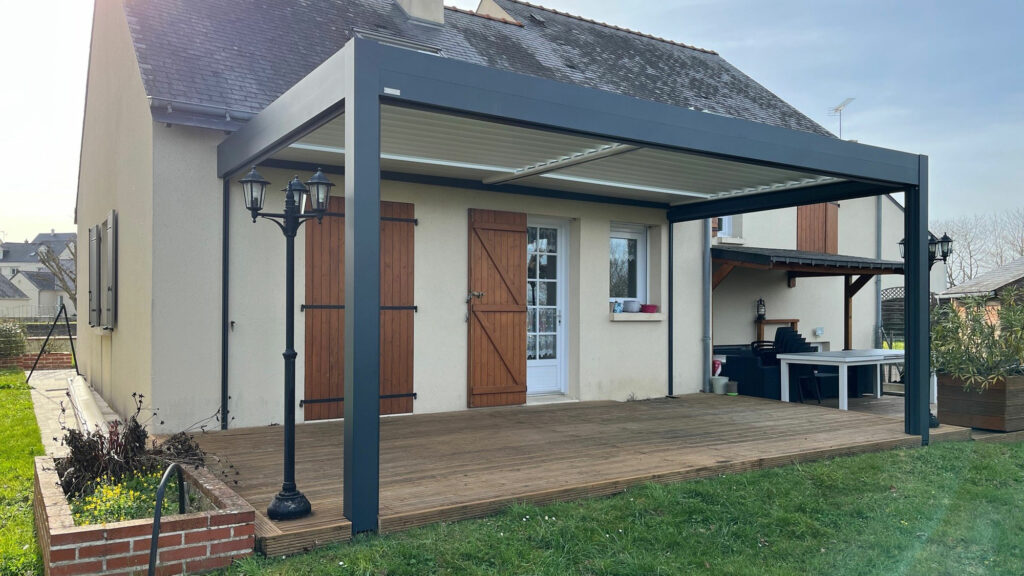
<box><xmin>609</xmin><ymin>223</ymin><xmax>647</xmax><ymax>302</ymax></box>
<box><xmin>88</xmin><ymin>210</ymin><xmax>117</xmax><ymax>329</ymax></box>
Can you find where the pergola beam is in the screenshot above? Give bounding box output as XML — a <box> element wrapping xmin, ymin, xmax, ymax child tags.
<box><xmin>366</xmin><ymin>40</ymin><xmax>921</xmax><ymax>187</ymax></box>
<box><xmin>668</xmin><ymin>181</ymin><xmax>902</xmax><ymax>223</ymax></box>
<box><xmin>217</xmin><ymin>46</ymin><xmax>349</xmax><ymax>178</ymax></box>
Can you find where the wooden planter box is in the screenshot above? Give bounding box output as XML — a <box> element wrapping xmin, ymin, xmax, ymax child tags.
<box><xmin>34</xmin><ymin>457</ymin><xmax>255</xmax><ymax>576</ymax></box>
<box><xmin>937</xmin><ymin>374</ymin><xmax>1024</xmax><ymax>432</ymax></box>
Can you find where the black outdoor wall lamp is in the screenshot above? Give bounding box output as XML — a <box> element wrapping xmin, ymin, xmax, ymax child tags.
<box><xmin>899</xmin><ymin>232</ymin><xmax>953</xmax><ymax>270</ymax></box>
<box><xmin>239</xmin><ymin>166</ymin><xmax>335</xmax><ymax>521</ymax></box>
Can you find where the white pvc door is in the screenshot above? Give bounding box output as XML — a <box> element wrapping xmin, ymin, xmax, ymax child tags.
<box><xmin>526</xmin><ymin>219</ymin><xmax>567</xmax><ymax>395</ymax></box>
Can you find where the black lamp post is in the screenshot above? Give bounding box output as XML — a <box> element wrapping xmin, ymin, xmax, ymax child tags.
<box><xmin>897</xmin><ymin>231</ymin><xmax>952</xmax><ymax>429</ymax></box>
<box><xmin>239</xmin><ymin>166</ymin><xmax>335</xmax><ymax>521</ymax></box>
<box><xmin>899</xmin><ymin>232</ymin><xmax>953</xmax><ymax>269</ymax></box>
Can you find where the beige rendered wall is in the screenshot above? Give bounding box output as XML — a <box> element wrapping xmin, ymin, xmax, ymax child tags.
<box><xmin>714</xmin><ymin>195</ymin><xmax>946</xmax><ymax>350</ymax></box>
<box><xmin>714</xmin><ymin>196</ymin><xmax>901</xmax><ymax>349</ymax></box>
<box><xmin>148</xmin><ymin>125</ymin><xmax>225</xmax><ymax>431</ymax></box>
<box><xmin>75</xmin><ymin>0</ymin><xmax>154</xmax><ymax>418</ymax></box>
<box><xmin>216</xmin><ymin>166</ymin><xmax>704</xmax><ymax>429</ymax></box>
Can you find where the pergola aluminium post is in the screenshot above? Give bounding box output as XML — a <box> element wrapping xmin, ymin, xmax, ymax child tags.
<box><xmin>904</xmin><ymin>156</ymin><xmax>930</xmax><ymax>444</ymax></box>
<box><xmin>343</xmin><ymin>45</ymin><xmax>382</xmax><ymax>533</ymax></box>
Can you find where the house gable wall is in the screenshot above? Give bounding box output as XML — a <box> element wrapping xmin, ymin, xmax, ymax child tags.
<box><xmin>76</xmin><ymin>0</ymin><xmax>154</xmax><ymax>418</ymax></box>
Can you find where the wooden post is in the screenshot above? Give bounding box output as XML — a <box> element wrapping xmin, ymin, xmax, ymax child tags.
<box><xmin>844</xmin><ymin>275</ymin><xmax>853</xmax><ymax>350</ymax></box>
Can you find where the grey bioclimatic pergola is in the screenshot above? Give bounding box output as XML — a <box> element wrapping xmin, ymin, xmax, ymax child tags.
<box><xmin>217</xmin><ymin>37</ymin><xmax>932</xmax><ymax>534</ymax></box>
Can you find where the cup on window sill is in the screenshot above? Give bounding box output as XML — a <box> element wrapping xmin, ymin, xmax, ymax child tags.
<box><xmin>622</xmin><ymin>301</ymin><xmax>641</xmax><ymax>313</ymax></box>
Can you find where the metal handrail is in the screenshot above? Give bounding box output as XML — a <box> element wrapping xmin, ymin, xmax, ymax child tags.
<box><xmin>148</xmin><ymin>463</ymin><xmax>188</xmax><ymax>576</ymax></box>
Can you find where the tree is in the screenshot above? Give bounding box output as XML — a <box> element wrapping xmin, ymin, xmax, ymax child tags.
<box><xmin>993</xmin><ymin>208</ymin><xmax>1024</xmax><ymax>268</ymax></box>
<box><xmin>931</xmin><ymin>214</ymin><xmax>989</xmax><ymax>287</ymax></box>
<box><xmin>38</xmin><ymin>240</ymin><xmax>76</xmax><ymax>305</ymax></box>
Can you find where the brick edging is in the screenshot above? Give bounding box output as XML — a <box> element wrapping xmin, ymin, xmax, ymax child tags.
<box><xmin>34</xmin><ymin>456</ymin><xmax>255</xmax><ymax>575</ymax></box>
<box><xmin>0</xmin><ymin>352</ymin><xmax>75</xmax><ymax>370</ymax></box>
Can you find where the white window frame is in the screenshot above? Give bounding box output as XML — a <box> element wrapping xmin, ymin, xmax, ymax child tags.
<box><xmin>609</xmin><ymin>222</ymin><xmax>648</xmax><ymax>303</ymax></box>
<box><xmin>718</xmin><ymin>215</ymin><xmax>734</xmax><ymax>238</ymax></box>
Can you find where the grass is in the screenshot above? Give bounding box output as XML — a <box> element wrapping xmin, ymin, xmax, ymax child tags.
<box><xmin>0</xmin><ymin>367</ymin><xmax>44</xmax><ymax>576</ymax></box>
<box><xmin>219</xmin><ymin>440</ymin><xmax>1024</xmax><ymax>576</ymax></box>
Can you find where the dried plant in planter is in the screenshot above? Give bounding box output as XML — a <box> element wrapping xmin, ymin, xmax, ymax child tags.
<box><xmin>55</xmin><ymin>393</ymin><xmax>205</xmax><ymax>498</ymax></box>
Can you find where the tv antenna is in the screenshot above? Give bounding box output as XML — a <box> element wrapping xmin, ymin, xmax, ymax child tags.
<box><xmin>829</xmin><ymin>98</ymin><xmax>855</xmax><ymax>139</ymax></box>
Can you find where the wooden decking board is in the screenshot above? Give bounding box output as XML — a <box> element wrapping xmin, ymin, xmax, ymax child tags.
<box><xmin>197</xmin><ymin>395</ymin><xmax>968</xmax><ymax>556</ymax></box>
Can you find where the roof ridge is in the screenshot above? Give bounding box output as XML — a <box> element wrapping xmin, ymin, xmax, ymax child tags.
<box><xmin>445</xmin><ymin>5</ymin><xmax>524</xmax><ymax>27</ymax></box>
<box><xmin>498</xmin><ymin>0</ymin><xmax>717</xmax><ymax>55</ymax></box>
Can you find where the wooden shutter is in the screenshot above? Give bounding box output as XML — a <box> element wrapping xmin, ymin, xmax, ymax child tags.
<box><xmin>303</xmin><ymin>198</ymin><xmax>415</xmax><ymax>420</ymax></box>
<box><xmin>797</xmin><ymin>203</ymin><xmax>839</xmax><ymax>254</ymax></box>
<box><xmin>88</xmin><ymin>225</ymin><xmax>100</xmax><ymax>327</ymax></box>
<box><xmin>467</xmin><ymin>209</ymin><xmax>527</xmax><ymax>408</ymax></box>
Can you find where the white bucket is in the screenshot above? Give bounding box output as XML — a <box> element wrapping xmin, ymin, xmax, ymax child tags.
<box><xmin>710</xmin><ymin>376</ymin><xmax>729</xmax><ymax>395</ymax></box>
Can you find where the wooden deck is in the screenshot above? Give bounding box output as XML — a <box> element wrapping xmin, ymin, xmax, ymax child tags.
<box><xmin>196</xmin><ymin>394</ymin><xmax>970</xmax><ymax>556</ymax></box>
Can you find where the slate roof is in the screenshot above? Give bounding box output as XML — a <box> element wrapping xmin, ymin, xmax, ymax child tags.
<box><xmin>16</xmin><ymin>271</ymin><xmax>59</xmax><ymax>292</ymax></box>
<box><xmin>0</xmin><ymin>275</ymin><xmax>28</xmax><ymax>300</ymax></box>
<box><xmin>713</xmin><ymin>245</ymin><xmax>904</xmax><ymax>274</ymax></box>
<box><xmin>938</xmin><ymin>257</ymin><xmax>1024</xmax><ymax>299</ymax></box>
<box><xmin>122</xmin><ymin>0</ymin><xmax>832</xmax><ymax>136</ymax></box>
<box><xmin>31</xmin><ymin>232</ymin><xmax>76</xmax><ymax>252</ymax></box>
<box><xmin>0</xmin><ymin>242</ymin><xmax>42</xmax><ymax>263</ymax></box>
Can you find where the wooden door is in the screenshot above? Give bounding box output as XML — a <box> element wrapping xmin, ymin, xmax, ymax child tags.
<box><xmin>467</xmin><ymin>209</ymin><xmax>528</xmax><ymax>407</ymax></box>
<box><xmin>303</xmin><ymin>197</ymin><xmax>415</xmax><ymax>420</ymax></box>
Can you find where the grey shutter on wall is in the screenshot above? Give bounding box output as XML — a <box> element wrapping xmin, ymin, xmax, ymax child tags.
<box><xmin>88</xmin><ymin>225</ymin><xmax>101</xmax><ymax>327</ymax></box>
<box><xmin>104</xmin><ymin>210</ymin><xmax>117</xmax><ymax>328</ymax></box>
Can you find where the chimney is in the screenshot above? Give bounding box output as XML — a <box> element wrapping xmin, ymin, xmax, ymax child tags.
<box><xmin>396</xmin><ymin>0</ymin><xmax>444</xmax><ymax>24</ymax></box>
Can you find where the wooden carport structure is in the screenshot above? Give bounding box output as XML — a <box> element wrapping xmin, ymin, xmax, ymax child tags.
<box><xmin>712</xmin><ymin>245</ymin><xmax>904</xmax><ymax>350</ymax></box>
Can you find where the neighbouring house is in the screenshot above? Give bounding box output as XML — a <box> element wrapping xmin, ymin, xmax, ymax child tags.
<box><xmin>0</xmin><ymin>274</ymin><xmax>30</xmax><ymax>318</ymax></box>
<box><xmin>0</xmin><ymin>241</ymin><xmax>48</xmax><ymax>279</ymax></box>
<box><xmin>712</xmin><ymin>195</ymin><xmax>947</xmax><ymax>352</ymax></box>
<box><xmin>32</xmin><ymin>231</ymin><xmax>77</xmax><ymax>259</ymax></box>
<box><xmin>77</xmin><ymin>0</ymin><xmax>935</xmax><ymax>533</ymax></box>
<box><xmin>937</xmin><ymin>256</ymin><xmax>1024</xmax><ymax>307</ymax></box>
<box><xmin>10</xmin><ymin>270</ymin><xmax>77</xmax><ymax>317</ymax></box>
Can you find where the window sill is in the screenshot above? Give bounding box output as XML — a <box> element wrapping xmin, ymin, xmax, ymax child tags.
<box><xmin>714</xmin><ymin>236</ymin><xmax>745</xmax><ymax>245</ymax></box>
<box><xmin>610</xmin><ymin>312</ymin><xmax>664</xmax><ymax>322</ymax></box>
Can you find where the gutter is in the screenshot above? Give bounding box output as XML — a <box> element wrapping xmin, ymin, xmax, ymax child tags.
<box><xmin>148</xmin><ymin>97</ymin><xmax>254</xmax><ymax>132</ymax></box>
<box><xmin>220</xmin><ymin>178</ymin><xmax>230</xmax><ymax>429</ymax></box>
<box><xmin>702</xmin><ymin>218</ymin><xmax>712</xmax><ymax>393</ymax></box>
<box><xmin>667</xmin><ymin>222</ymin><xmax>674</xmax><ymax>396</ymax></box>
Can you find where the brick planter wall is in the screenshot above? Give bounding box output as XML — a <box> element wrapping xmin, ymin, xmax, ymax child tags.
<box><xmin>34</xmin><ymin>457</ymin><xmax>255</xmax><ymax>575</ymax></box>
<box><xmin>0</xmin><ymin>352</ymin><xmax>75</xmax><ymax>370</ymax></box>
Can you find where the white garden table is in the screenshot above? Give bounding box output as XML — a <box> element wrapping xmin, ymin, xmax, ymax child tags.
<box><xmin>777</xmin><ymin>349</ymin><xmax>905</xmax><ymax>410</ymax></box>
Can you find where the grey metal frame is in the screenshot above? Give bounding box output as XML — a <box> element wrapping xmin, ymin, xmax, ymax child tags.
<box><xmin>217</xmin><ymin>36</ymin><xmax>931</xmax><ymax>533</ymax></box>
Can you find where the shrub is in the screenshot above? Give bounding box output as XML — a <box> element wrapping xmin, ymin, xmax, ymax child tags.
<box><xmin>931</xmin><ymin>288</ymin><xmax>1024</xmax><ymax>391</ymax></box>
<box><xmin>0</xmin><ymin>322</ymin><xmax>26</xmax><ymax>360</ymax></box>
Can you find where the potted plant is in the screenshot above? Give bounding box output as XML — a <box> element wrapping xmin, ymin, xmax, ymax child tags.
<box><xmin>931</xmin><ymin>289</ymin><xmax>1024</xmax><ymax>431</ymax></box>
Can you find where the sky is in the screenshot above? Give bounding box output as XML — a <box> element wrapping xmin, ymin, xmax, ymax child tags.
<box><xmin>1</xmin><ymin>0</ymin><xmax>1021</xmax><ymax>243</ymax></box>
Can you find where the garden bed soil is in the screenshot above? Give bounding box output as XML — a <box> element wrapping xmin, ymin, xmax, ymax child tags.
<box><xmin>937</xmin><ymin>373</ymin><xmax>1024</xmax><ymax>432</ymax></box>
<box><xmin>34</xmin><ymin>457</ymin><xmax>255</xmax><ymax>576</ymax></box>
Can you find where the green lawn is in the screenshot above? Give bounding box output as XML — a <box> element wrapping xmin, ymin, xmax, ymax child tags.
<box><xmin>0</xmin><ymin>367</ymin><xmax>44</xmax><ymax>576</ymax></box>
<box><xmin>221</xmin><ymin>440</ymin><xmax>1024</xmax><ymax>576</ymax></box>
